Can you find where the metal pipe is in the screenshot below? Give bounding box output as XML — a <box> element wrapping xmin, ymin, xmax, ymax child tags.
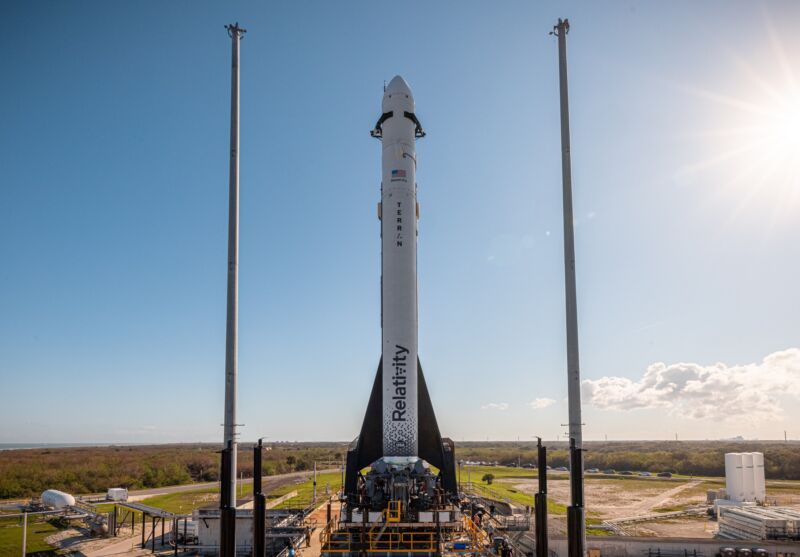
<box><xmin>567</xmin><ymin>439</ymin><xmax>585</xmax><ymax>557</ymax></box>
<box><xmin>21</xmin><ymin>512</ymin><xmax>27</xmax><ymax>557</ymax></box>
<box><xmin>534</xmin><ymin>438</ymin><xmax>548</xmax><ymax>557</ymax></box>
<box><xmin>253</xmin><ymin>440</ymin><xmax>266</xmax><ymax>557</ymax></box>
<box><xmin>220</xmin><ymin>441</ymin><xmax>236</xmax><ymax>557</ymax></box>
<box><xmin>223</xmin><ymin>21</ymin><xmax>246</xmax><ymax>511</ymax></box>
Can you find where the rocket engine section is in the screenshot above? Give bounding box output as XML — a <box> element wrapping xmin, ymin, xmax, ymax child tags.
<box><xmin>344</xmin><ymin>76</ymin><xmax>457</xmax><ymax>506</ymax></box>
<box><xmin>359</xmin><ymin>460</ymin><xmax>441</xmax><ymax>513</ymax></box>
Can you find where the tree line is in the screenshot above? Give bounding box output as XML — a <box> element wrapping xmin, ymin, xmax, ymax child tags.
<box><xmin>457</xmin><ymin>441</ymin><xmax>800</xmax><ymax>479</ymax></box>
<box><xmin>3</xmin><ymin>440</ymin><xmax>799</xmax><ymax>500</ymax></box>
<box><xmin>0</xmin><ymin>443</ymin><xmax>345</xmax><ymax>499</ymax></box>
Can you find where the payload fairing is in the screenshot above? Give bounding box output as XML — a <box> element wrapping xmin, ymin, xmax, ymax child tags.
<box><xmin>344</xmin><ymin>76</ymin><xmax>457</xmax><ymax>498</ymax></box>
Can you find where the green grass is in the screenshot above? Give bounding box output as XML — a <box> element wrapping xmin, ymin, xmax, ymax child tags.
<box><xmin>133</xmin><ymin>472</ymin><xmax>341</xmax><ymax>514</ymax></box>
<box><xmin>93</xmin><ymin>503</ymin><xmax>116</xmax><ymax>513</ymax></box>
<box><xmin>462</xmin><ymin>466</ymin><xmax>539</xmax><ymax>483</ymax></box>
<box><xmin>139</xmin><ymin>487</ymin><xmax>220</xmax><ymax>515</ymax></box>
<box><xmin>765</xmin><ymin>482</ymin><xmax>800</xmax><ymax>493</ymax></box>
<box><xmin>465</xmin><ymin>471</ymin><xmax>567</xmax><ymax>515</ymax></box>
<box><xmin>270</xmin><ymin>472</ymin><xmax>342</xmax><ymax>509</ymax></box>
<box><xmin>0</xmin><ymin>518</ymin><xmax>62</xmax><ymax>556</ymax></box>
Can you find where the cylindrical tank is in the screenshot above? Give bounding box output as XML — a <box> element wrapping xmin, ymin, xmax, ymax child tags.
<box><xmin>41</xmin><ymin>489</ymin><xmax>76</xmax><ymax>509</ymax></box>
<box><xmin>752</xmin><ymin>452</ymin><xmax>766</xmax><ymax>502</ymax></box>
<box><xmin>725</xmin><ymin>453</ymin><xmax>743</xmax><ymax>502</ymax></box>
<box><xmin>741</xmin><ymin>453</ymin><xmax>755</xmax><ymax>501</ymax></box>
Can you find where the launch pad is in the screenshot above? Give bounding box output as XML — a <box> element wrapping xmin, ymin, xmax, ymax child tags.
<box><xmin>322</xmin><ymin>458</ymin><xmax>484</xmax><ymax>556</ymax></box>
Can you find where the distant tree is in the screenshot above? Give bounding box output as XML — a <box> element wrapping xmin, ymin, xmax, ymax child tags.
<box><xmin>286</xmin><ymin>456</ymin><xmax>297</xmax><ymax>468</ymax></box>
<box><xmin>482</xmin><ymin>473</ymin><xmax>495</xmax><ymax>485</ymax></box>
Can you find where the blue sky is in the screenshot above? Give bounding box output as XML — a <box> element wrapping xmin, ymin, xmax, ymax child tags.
<box><xmin>1</xmin><ymin>1</ymin><xmax>799</xmax><ymax>444</ymax></box>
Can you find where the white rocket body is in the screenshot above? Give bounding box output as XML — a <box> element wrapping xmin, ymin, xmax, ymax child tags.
<box><xmin>379</xmin><ymin>76</ymin><xmax>419</xmax><ymax>457</ymax></box>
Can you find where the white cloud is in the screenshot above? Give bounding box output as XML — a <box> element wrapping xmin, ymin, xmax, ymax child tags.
<box><xmin>481</xmin><ymin>402</ymin><xmax>510</xmax><ymax>411</ymax></box>
<box><xmin>582</xmin><ymin>348</ymin><xmax>800</xmax><ymax>422</ymax></box>
<box><xmin>529</xmin><ymin>398</ymin><xmax>556</xmax><ymax>410</ymax></box>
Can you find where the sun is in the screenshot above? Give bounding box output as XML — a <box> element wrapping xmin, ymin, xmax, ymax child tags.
<box><xmin>763</xmin><ymin>98</ymin><xmax>800</xmax><ymax>157</ymax></box>
<box><xmin>676</xmin><ymin>26</ymin><xmax>800</xmax><ymax>225</ymax></box>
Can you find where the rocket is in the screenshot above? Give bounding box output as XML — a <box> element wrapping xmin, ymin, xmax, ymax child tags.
<box><xmin>376</xmin><ymin>76</ymin><xmax>424</xmax><ymax>457</ymax></box>
<box><xmin>344</xmin><ymin>76</ymin><xmax>457</xmax><ymax>497</ymax></box>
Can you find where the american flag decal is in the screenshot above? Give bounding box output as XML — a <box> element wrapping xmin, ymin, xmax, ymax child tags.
<box><xmin>391</xmin><ymin>169</ymin><xmax>406</xmax><ymax>178</ymax></box>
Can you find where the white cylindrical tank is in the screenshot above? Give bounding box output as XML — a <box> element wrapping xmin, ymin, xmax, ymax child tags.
<box><xmin>741</xmin><ymin>452</ymin><xmax>755</xmax><ymax>501</ymax></box>
<box><xmin>725</xmin><ymin>453</ymin><xmax>744</xmax><ymax>502</ymax></box>
<box><xmin>41</xmin><ymin>489</ymin><xmax>76</xmax><ymax>509</ymax></box>
<box><xmin>752</xmin><ymin>452</ymin><xmax>766</xmax><ymax>502</ymax></box>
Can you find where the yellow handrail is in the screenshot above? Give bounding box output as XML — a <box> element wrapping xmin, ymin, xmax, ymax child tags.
<box><xmin>462</xmin><ymin>515</ymin><xmax>489</xmax><ymax>550</ymax></box>
<box><xmin>386</xmin><ymin>500</ymin><xmax>402</xmax><ymax>523</ymax></box>
<box><xmin>369</xmin><ymin>530</ymin><xmax>435</xmax><ymax>552</ymax></box>
<box><xmin>320</xmin><ymin>518</ymin><xmax>352</xmax><ymax>553</ymax></box>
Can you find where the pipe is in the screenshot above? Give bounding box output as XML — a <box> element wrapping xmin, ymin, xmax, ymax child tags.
<box><xmin>220</xmin><ymin>441</ymin><xmax>236</xmax><ymax>557</ymax></box>
<box><xmin>535</xmin><ymin>438</ymin><xmax>548</xmax><ymax>557</ymax></box>
<box><xmin>253</xmin><ymin>440</ymin><xmax>266</xmax><ymax>557</ymax></box>
<box><xmin>567</xmin><ymin>438</ymin><xmax>585</xmax><ymax>557</ymax></box>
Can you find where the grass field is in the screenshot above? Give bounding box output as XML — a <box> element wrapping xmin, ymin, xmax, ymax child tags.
<box><xmin>0</xmin><ymin>518</ymin><xmax>61</xmax><ymax>556</ymax></box>
<box><xmin>138</xmin><ymin>487</ymin><xmax>221</xmax><ymax>515</ymax></box>
<box><xmin>270</xmin><ymin>472</ymin><xmax>343</xmax><ymax>509</ymax></box>
<box><xmin>130</xmin><ymin>472</ymin><xmax>342</xmax><ymax>514</ymax></box>
<box><xmin>462</xmin><ymin>465</ymin><xmax>567</xmax><ymax>514</ymax></box>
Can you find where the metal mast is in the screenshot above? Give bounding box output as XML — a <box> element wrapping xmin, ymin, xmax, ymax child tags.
<box><xmin>553</xmin><ymin>17</ymin><xmax>585</xmax><ymax>557</ymax></box>
<box><xmin>222</xmin><ymin>20</ymin><xmax>246</xmax><ymax>513</ymax></box>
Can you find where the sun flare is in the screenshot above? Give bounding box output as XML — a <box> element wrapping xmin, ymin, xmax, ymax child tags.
<box><xmin>677</xmin><ymin>29</ymin><xmax>800</xmax><ymax>224</ymax></box>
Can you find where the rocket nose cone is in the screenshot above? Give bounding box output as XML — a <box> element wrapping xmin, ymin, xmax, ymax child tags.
<box><xmin>385</xmin><ymin>75</ymin><xmax>412</xmax><ymax>97</ymax></box>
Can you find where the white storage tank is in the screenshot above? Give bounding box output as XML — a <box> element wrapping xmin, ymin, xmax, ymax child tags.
<box><xmin>742</xmin><ymin>452</ymin><xmax>756</xmax><ymax>502</ymax></box>
<box><xmin>41</xmin><ymin>489</ymin><xmax>76</xmax><ymax>509</ymax></box>
<box><xmin>725</xmin><ymin>453</ymin><xmax>744</xmax><ymax>502</ymax></box>
<box><xmin>753</xmin><ymin>452</ymin><xmax>766</xmax><ymax>502</ymax></box>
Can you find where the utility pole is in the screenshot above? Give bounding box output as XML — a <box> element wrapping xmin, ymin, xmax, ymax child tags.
<box><xmin>222</xmin><ymin>20</ymin><xmax>246</xmax><ymax>511</ymax></box>
<box><xmin>552</xmin><ymin>18</ymin><xmax>585</xmax><ymax>557</ymax></box>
